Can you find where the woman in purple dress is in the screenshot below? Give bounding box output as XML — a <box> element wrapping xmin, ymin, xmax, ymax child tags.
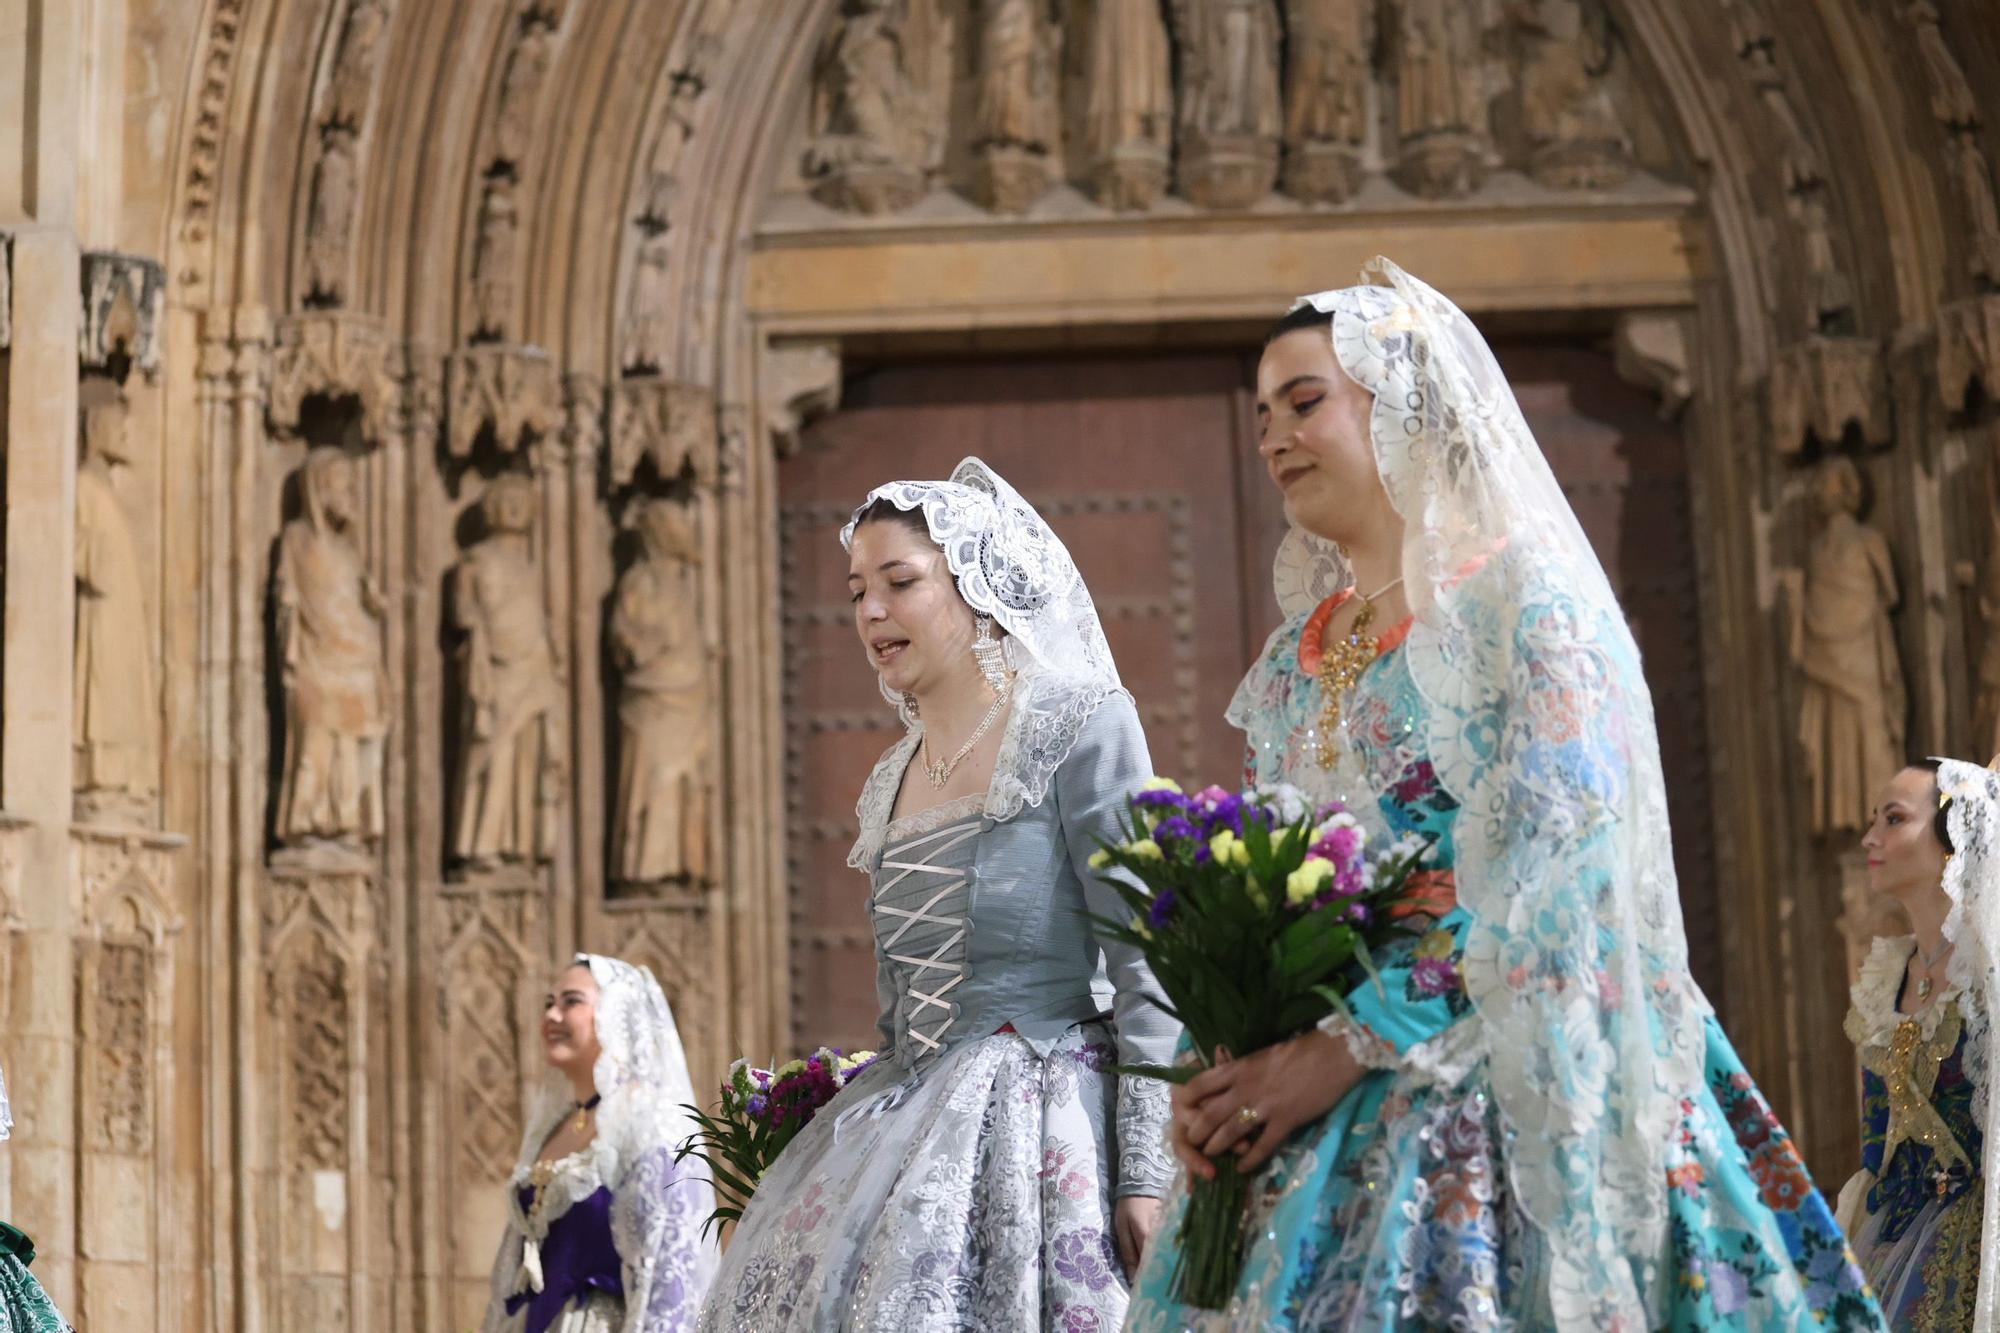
<box><xmin>483</xmin><ymin>953</ymin><xmax>718</xmax><ymax>1333</ymax></box>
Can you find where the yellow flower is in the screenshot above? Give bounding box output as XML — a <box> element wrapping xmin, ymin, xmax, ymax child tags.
<box><xmin>1130</xmin><ymin>915</ymin><xmax>1153</xmax><ymax>941</ymax></box>
<box><xmin>1138</xmin><ymin>777</ymin><xmax>1183</xmax><ymax>795</ymax></box>
<box><xmin>1128</xmin><ymin>838</ymin><xmax>1163</xmax><ymax>861</ymax></box>
<box><xmin>1209</xmin><ymin>830</ymin><xmax>1251</xmax><ymax>869</ymax></box>
<box><xmin>774</xmin><ymin>1058</ymin><xmax>807</xmax><ymax>1080</ymax></box>
<box><xmin>1285</xmin><ymin>857</ymin><xmax>1335</xmax><ymax>905</ymax></box>
<box><xmin>1088</xmin><ymin>848</ymin><xmax>1114</xmax><ymax>870</ymax></box>
<box><xmin>1415</xmin><ymin>928</ymin><xmax>1455</xmax><ymax>960</ymax></box>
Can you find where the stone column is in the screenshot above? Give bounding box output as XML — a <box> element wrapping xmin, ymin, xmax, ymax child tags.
<box><xmin>0</xmin><ymin>0</ymin><xmax>85</xmax><ymax>1311</ymax></box>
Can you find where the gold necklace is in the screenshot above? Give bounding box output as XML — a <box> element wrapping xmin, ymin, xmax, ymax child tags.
<box><xmin>1915</xmin><ymin>939</ymin><xmax>1953</xmax><ymax>1002</ymax></box>
<box><xmin>1307</xmin><ymin>578</ymin><xmax>1405</xmax><ymax>769</ymax></box>
<box><xmin>919</xmin><ymin>683</ymin><xmax>1012</xmax><ymax>789</ymax></box>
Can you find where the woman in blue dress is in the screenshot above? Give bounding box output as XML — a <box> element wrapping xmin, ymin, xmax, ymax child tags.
<box><xmin>1124</xmin><ymin>258</ymin><xmax>1885</xmax><ymax>1332</ymax></box>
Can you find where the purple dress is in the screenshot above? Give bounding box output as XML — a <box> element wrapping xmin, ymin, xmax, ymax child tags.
<box><xmin>506</xmin><ymin>1184</ymin><xmax>624</xmax><ymax>1333</ymax></box>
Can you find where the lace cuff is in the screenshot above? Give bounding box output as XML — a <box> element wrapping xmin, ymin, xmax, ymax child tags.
<box><xmin>1115</xmin><ymin>1076</ymin><xmax>1174</xmax><ymax>1198</ymax></box>
<box><xmin>1317</xmin><ymin>1011</ymin><xmax>1485</xmax><ymax>1089</ymax></box>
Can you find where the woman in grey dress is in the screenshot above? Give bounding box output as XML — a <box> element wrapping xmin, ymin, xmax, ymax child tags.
<box><xmin>699</xmin><ymin>457</ymin><xmax>1178</xmax><ymax>1332</ymax></box>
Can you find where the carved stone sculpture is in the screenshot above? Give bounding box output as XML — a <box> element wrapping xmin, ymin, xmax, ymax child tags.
<box><xmin>450</xmin><ymin>474</ymin><xmax>564</xmax><ymax>871</ymax></box>
<box><xmin>1281</xmin><ymin>0</ymin><xmax>1371</xmax><ymax>203</ymax></box>
<box><xmin>1389</xmin><ymin>0</ymin><xmax>1489</xmax><ymax>198</ymax></box>
<box><xmin>1899</xmin><ymin>0</ymin><xmax>2000</xmax><ymax>286</ymax></box>
<box><xmin>305</xmin><ymin>125</ymin><xmax>358</xmax><ymax>306</ymax></box>
<box><xmin>74</xmin><ymin>398</ymin><xmax>158</xmax><ymax>824</ymax></box>
<box><xmin>1794</xmin><ymin>456</ymin><xmax>1906</xmax><ymax>836</ymax></box>
<box><xmin>804</xmin><ymin>0</ymin><xmax>953</xmax><ymax>214</ymax></box>
<box><xmin>1977</xmin><ymin>496</ymin><xmax>2000</xmax><ymax>759</ymax></box>
<box><xmin>494</xmin><ymin>18</ymin><xmax>555</xmax><ymax>168</ymax></box>
<box><xmin>1170</xmin><ymin>0</ymin><xmax>1283</xmax><ymax>208</ymax></box>
<box><xmin>611</xmin><ymin>500</ymin><xmax>713</xmax><ymax>886</ymax></box>
<box><xmin>274</xmin><ymin>449</ymin><xmax>391</xmax><ymax>852</ymax></box>
<box><xmin>972</xmin><ymin>0</ymin><xmax>1061</xmax><ymax>213</ymax></box>
<box><xmin>620</xmin><ymin>229</ymin><xmax>673</xmax><ymax>376</ymax></box>
<box><xmin>1509</xmin><ymin>0</ymin><xmax>1630</xmax><ymax>189</ymax></box>
<box><xmin>472</xmin><ymin>179</ymin><xmax>517</xmax><ymax>341</ymax></box>
<box><xmin>1083</xmin><ymin>0</ymin><xmax>1173</xmax><ymax>210</ymax></box>
<box><xmin>328</xmin><ymin>0</ymin><xmax>390</xmax><ymax>128</ymax></box>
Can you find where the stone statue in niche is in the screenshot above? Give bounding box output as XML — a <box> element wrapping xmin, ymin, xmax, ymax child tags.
<box><xmin>328</xmin><ymin>0</ymin><xmax>390</xmax><ymax>128</ymax></box>
<box><xmin>1792</xmin><ymin>455</ymin><xmax>1906</xmax><ymax>836</ymax></box>
<box><xmin>274</xmin><ymin>448</ymin><xmax>391</xmax><ymax>852</ymax></box>
<box><xmin>74</xmin><ymin>397</ymin><xmax>158</xmax><ymax>825</ymax></box>
<box><xmin>305</xmin><ymin>125</ymin><xmax>358</xmax><ymax>306</ymax></box>
<box><xmin>450</xmin><ymin>474</ymin><xmax>564</xmax><ymax>871</ymax></box>
<box><xmin>805</xmin><ymin>0</ymin><xmax>952</xmax><ymax>214</ymax></box>
<box><xmin>611</xmin><ymin>499</ymin><xmax>712</xmax><ymax>887</ymax></box>
<box><xmin>620</xmin><ymin>229</ymin><xmax>673</xmax><ymax>376</ymax></box>
<box><xmin>1280</xmin><ymin>0</ymin><xmax>1371</xmax><ymax>203</ymax></box>
<box><xmin>494</xmin><ymin>17</ymin><xmax>555</xmax><ymax>168</ymax></box>
<box><xmin>473</xmin><ymin>178</ymin><xmax>518</xmax><ymax>341</ymax></box>
<box><xmin>1900</xmin><ymin>0</ymin><xmax>2000</xmax><ymax>284</ymax></box>
<box><xmin>972</xmin><ymin>0</ymin><xmax>1061</xmax><ymax>213</ymax></box>
<box><xmin>1170</xmin><ymin>0</ymin><xmax>1283</xmax><ymax>208</ymax></box>
<box><xmin>1083</xmin><ymin>0</ymin><xmax>1173</xmax><ymax>210</ymax></box>
<box><xmin>1388</xmin><ymin>0</ymin><xmax>1490</xmax><ymax>198</ymax></box>
<box><xmin>1507</xmin><ymin>0</ymin><xmax>1630</xmax><ymax>189</ymax></box>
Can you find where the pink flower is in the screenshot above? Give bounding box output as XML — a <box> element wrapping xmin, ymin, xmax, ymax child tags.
<box><xmin>1060</xmin><ymin>1171</ymin><xmax>1092</xmax><ymax>1201</ymax></box>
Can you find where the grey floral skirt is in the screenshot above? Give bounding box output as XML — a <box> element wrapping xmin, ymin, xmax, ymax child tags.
<box><xmin>698</xmin><ymin>1023</ymin><xmax>1128</xmax><ymax>1333</ymax></box>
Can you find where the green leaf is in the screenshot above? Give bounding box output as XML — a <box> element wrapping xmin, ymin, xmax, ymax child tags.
<box><xmin>1114</xmin><ymin>1061</ymin><xmax>1200</xmax><ymax>1085</ymax></box>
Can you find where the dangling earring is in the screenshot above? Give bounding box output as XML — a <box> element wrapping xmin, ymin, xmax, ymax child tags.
<box><xmin>972</xmin><ymin>614</ymin><xmax>1009</xmax><ymax>693</ymax></box>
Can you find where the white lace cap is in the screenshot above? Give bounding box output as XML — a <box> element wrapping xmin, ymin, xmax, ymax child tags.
<box><xmin>1276</xmin><ymin>257</ymin><xmax>1707</xmax><ymax>1330</ymax></box>
<box><xmin>1935</xmin><ymin>757</ymin><xmax>2000</xmax><ymax>1332</ymax></box>
<box><xmin>841</xmin><ymin>456</ymin><xmax>1120</xmax><ymax>724</ymax></box>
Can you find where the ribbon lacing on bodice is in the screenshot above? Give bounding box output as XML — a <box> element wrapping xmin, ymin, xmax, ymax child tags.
<box><xmin>876</xmin><ymin>814</ymin><xmax>981</xmax><ymax>1062</ymax></box>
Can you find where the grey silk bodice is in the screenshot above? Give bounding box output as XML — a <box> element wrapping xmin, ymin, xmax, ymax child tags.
<box><xmin>852</xmin><ymin>678</ymin><xmax>1179</xmax><ymax>1196</ymax></box>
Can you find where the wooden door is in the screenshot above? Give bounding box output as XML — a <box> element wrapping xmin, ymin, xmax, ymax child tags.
<box><xmin>780</xmin><ymin>341</ymin><xmax>1721</xmax><ymax>1056</ymax></box>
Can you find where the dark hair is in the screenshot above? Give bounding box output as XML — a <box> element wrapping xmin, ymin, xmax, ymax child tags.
<box><xmin>850</xmin><ymin>496</ymin><xmax>932</xmax><ymax>540</ymax></box>
<box><xmin>1907</xmin><ymin>758</ymin><xmax>1957</xmax><ymax>853</ymax></box>
<box><xmin>1265</xmin><ymin>303</ymin><xmax>1333</xmax><ymax>347</ymax></box>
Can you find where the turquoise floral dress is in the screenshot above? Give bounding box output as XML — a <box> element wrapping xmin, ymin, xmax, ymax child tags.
<box><xmin>1125</xmin><ymin>608</ymin><xmax>1884</xmax><ymax>1332</ymax></box>
<box><xmin>0</xmin><ymin>1224</ymin><xmax>70</xmax><ymax>1333</ymax></box>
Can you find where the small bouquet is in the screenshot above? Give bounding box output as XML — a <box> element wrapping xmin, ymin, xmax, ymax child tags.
<box><xmin>676</xmin><ymin>1047</ymin><xmax>878</xmax><ymax>1236</ymax></box>
<box><xmin>1089</xmin><ymin>778</ymin><xmax>1433</xmax><ymax>1310</ymax></box>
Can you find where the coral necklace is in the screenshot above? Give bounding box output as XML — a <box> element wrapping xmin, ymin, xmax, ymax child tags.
<box><xmin>1299</xmin><ymin>578</ymin><xmax>1410</xmax><ymax>769</ymax></box>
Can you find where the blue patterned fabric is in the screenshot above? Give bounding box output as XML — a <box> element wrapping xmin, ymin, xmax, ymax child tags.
<box><xmin>1125</xmin><ymin>632</ymin><xmax>1886</xmax><ymax>1332</ymax></box>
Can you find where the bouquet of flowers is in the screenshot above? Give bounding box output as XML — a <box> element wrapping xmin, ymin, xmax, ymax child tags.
<box><xmin>675</xmin><ymin>1046</ymin><xmax>878</xmax><ymax>1236</ymax></box>
<box><xmin>1089</xmin><ymin>778</ymin><xmax>1433</xmax><ymax>1310</ymax></box>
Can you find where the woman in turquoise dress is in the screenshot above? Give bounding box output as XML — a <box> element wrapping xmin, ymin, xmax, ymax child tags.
<box><xmin>1124</xmin><ymin>258</ymin><xmax>1885</xmax><ymax>1332</ymax></box>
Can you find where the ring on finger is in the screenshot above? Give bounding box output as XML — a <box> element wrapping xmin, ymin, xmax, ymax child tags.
<box><xmin>1236</xmin><ymin>1104</ymin><xmax>1261</xmax><ymax>1125</ymax></box>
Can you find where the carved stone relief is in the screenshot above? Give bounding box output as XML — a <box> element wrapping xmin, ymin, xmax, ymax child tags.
<box><xmin>1507</xmin><ymin>0</ymin><xmax>1630</xmax><ymax>190</ymax></box>
<box><xmin>282</xmin><ymin>927</ymin><xmax>351</xmax><ymax>1171</ymax></box>
<box><xmin>75</xmin><ymin>395</ymin><xmax>159</xmax><ymax>826</ymax></box>
<box><xmin>269</xmin><ymin>311</ymin><xmax>399</xmax><ymax>447</ymax></box>
<box><xmin>449</xmin><ymin>475</ymin><xmax>565</xmax><ymax>873</ymax></box>
<box><xmin>1387</xmin><ymin>0</ymin><xmax>1490</xmax><ymax>198</ymax></box>
<box><xmin>620</xmin><ymin>230</ymin><xmax>675</xmax><ymax>378</ymax></box>
<box><xmin>761</xmin><ymin>341</ymin><xmax>844</xmax><ymax>456</ymax></box>
<box><xmin>327</xmin><ymin>0</ymin><xmax>392</xmax><ymax>129</ymax></box>
<box><xmin>972</xmin><ymin>0</ymin><xmax>1062</xmax><ymax>213</ymax></box>
<box><xmin>805</xmin><ymin>0</ymin><xmax>954</xmax><ymax>214</ymax></box>
<box><xmin>80</xmin><ymin>252</ymin><xmax>167</xmax><ymax>379</ymax></box>
<box><xmin>445</xmin><ymin>345</ymin><xmax>561</xmax><ymax>460</ymax></box>
<box><xmin>611</xmin><ymin>499</ymin><xmax>713</xmax><ymax>889</ymax></box>
<box><xmin>445</xmin><ymin>926</ymin><xmax>527</xmax><ymax>1180</ymax></box>
<box><xmin>1726</xmin><ymin>0</ymin><xmax>1854</xmax><ymax>333</ymax></box>
<box><xmin>1977</xmin><ymin>491</ymin><xmax>2000</xmax><ymax>759</ymax></box>
<box><xmin>177</xmin><ymin>0</ymin><xmax>252</xmax><ymax>286</ymax></box>
<box><xmin>494</xmin><ymin>14</ymin><xmax>557</xmax><ymax>170</ymax></box>
<box><xmin>1937</xmin><ymin>293</ymin><xmax>2000</xmax><ymax>413</ymax></box>
<box><xmin>273</xmin><ymin>448</ymin><xmax>392</xmax><ymax>856</ymax></box>
<box><xmin>305</xmin><ymin>125</ymin><xmax>359</xmax><ymax>306</ymax></box>
<box><xmin>1171</xmin><ymin>0</ymin><xmax>1283</xmax><ymax>209</ymax></box>
<box><xmin>1767</xmin><ymin>336</ymin><xmax>1891</xmax><ymax>454</ymax></box>
<box><xmin>1280</xmin><ymin>0</ymin><xmax>1371</xmax><ymax>204</ymax></box>
<box><xmin>1612</xmin><ymin>311</ymin><xmax>1691</xmax><ymax>420</ymax></box>
<box><xmin>1792</xmin><ymin>455</ymin><xmax>1906</xmax><ymax>836</ymax></box>
<box><xmin>1895</xmin><ymin>0</ymin><xmax>2000</xmax><ymax>289</ymax></box>
<box><xmin>608</xmin><ymin>378</ymin><xmax>718</xmax><ymax>489</ymax></box>
<box><xmin>472</xmin><ymin>179</ymin><xmax>520</xmax><ymax>342</ymax></box>
<box><xmin>1082</xmin><ymin>0</ymin><xmax>1173</xmax><ymax>209</ymax></box>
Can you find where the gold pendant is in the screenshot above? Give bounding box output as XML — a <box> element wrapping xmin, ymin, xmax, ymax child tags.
<box><xmin>1315</xmin><ymin>599</ymin><xmax>1381</xmax><ymax>769</ymax></box>
<box><xmin>1918</xmin><ymin>975</ymin><xmax>1933</xmax><ymax>1001</ymax></box>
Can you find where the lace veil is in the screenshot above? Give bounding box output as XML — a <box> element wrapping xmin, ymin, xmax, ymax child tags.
<box><xmin>1275</xmin><ymin>258</ymin><xmax>1708</xmax><ymax>1328</ymax></box>
<box><xmin>1937</xmin><ymin>757</ymin><xmax>2000</xmax><ymax>1331</ymax></box>
<box><xmin>842</xmin><ymin>457</ymin><xmax>1126</xmax><ymax>868</ymax></box>
<box><xmin>514</xmin><ymin>953</ymin><xmax>703</xmax><ymax>1178</ymax></box>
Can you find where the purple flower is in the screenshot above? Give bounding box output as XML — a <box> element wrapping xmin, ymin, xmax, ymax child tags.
<box><xmin>1146</xmin><ymin>888</ymin><xmax>1178</xmax><ymax>928</ymax></box>
<box><xmin>1134</xmin><ymin>788</ymin><xmax>1187</xmax><ymax>812</ymax></box>
<box><xmin>1153</xmin><ymin>815</ymin><xmax>1199</xmax><ymax>844</ymax></box>
<box><xmin>1050</xmin><ymin>1228</ymin><xmax>1117</xmax><ymax>1292</ymax></box>
<box><xmin>1058</xmin><ymin>1307</ymin><xmax>1105</xmax><ymax>1333</ymax></box>
<box><xmin>746</xmin><ymin>1093</ymin><xmax>768</xmax><ymax>1119</ymax></box>
<box><xmin>1411</xmin><ymin>956</ymin><xmax>1459</xmax><ymax>997</ymax></box>
<box><xmin>1314</xmin><ymin>800</ymin><xmax>1348</xmax><ymax>821</ymax></box>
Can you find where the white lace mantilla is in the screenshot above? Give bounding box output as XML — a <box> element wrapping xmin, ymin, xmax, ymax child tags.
<box><xmin>848</xmin><ymin>669</ymin><xmax>1121</xmax><ymax>871</ymax></box>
